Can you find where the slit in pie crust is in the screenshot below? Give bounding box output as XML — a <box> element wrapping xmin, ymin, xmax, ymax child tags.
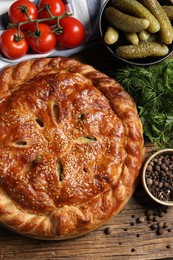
<box><xmin>0</xmin><ymin>57</ymin><xmax>144</xmax><ymax>240</ymax></box>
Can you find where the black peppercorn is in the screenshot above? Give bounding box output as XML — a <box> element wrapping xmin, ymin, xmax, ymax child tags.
<box><xmin>157</xmin><ymin>228</ymin><xmax>164</xmax><ymax>235</ymax></box>
<box><xmin>137</xmin><ymin>216</ymin><xmax>145</xmax><ymax>223</ymax></box>
<box><xmin>104</xmin><ymin>227</ymin><xmax>111</xmax><ymax>235</ymax></box>
<box><xmin>150</xmin><ymin>223</ymin><xmax>158</xmax><ymax>230</ymax></box>
<box><xmin>145</xmin><ymin>153</ymin><xmax>173</xmax><ymax>202</ymax></box>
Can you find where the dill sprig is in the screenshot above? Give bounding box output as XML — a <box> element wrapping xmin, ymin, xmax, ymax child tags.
<box><xmin>112</xmin><ymin>59</ymin><xmax>173</xmax><ymax>149</ymax></box>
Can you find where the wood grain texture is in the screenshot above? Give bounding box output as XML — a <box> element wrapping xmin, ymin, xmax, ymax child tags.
<box><xmin>0</xmin><ymin>43</ymin><xmax>173</xmax><ymax>260</ymax></box>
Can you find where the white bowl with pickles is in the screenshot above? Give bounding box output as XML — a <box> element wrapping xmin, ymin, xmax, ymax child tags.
<box><xmin>99</xmin><ymin>0</ymin><xmax>173</xmax><ymax>66</ymax></box>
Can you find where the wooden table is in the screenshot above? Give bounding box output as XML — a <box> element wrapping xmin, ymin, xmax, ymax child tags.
<box><xmin>0</xmin><ymin>43</ymin><xmax>173</xmax><ymax>260</ymax></box>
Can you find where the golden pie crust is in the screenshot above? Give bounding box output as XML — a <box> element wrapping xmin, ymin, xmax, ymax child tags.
<box><xmin>0</xmin><ymin>57</ymin><xmax>144</xmax><ymax>240</ymax></box>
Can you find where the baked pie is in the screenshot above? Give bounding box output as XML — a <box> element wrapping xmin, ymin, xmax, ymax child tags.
<box><xmin>0</xmin><ymin>57</ymin><xmax>144</xmax><ymax>240</ymax></box>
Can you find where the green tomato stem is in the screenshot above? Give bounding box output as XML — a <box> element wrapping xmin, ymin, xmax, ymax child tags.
<box><xmin>7</xmin><ymin>12</ymin><xmax>72</xmax><ymax>30</ymax></box>
<box><xmin>43</xmin><ymin>4</ymin><xmax>54</xmax><ymax>18</ymax></box>
<box><xmin>19</xmin><ymin>4</ymin><xmax>31</xmax><ymax>21</ymax></box>
<box><xmin>37</xmin><ymin>3</ymin><xmax>54</xmax><ymax>18</ymax></box>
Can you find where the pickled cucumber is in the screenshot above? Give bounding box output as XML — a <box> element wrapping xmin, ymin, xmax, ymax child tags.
<box><xmin>140</xmin><ymin>0</ymin><xmax>173</xmax><ymax>44</ymax></box>
<box><xmin>116</xmin><ymin>42</ymin><xmax>169</xmax><ymax>59</ymax></box>
<box><xmin>138</xmin><ymin>30</ymin><xmax>150</xmax><ymax>42</ymax></box>
<box><xmin>104</xmin><ymin>26</ymin><xmax>119</xmax><ymax>45</ymax></box>
<box><xmin>112</xmin><ymin>0</ymin><xmax>160</xmax><ymax>33</ymax></box>
<box><xmin>125</xmin><ymin>32</ymin><xmax>139</xmax><ymax>45</ymax></box>
<box><xmin>104</xmin><ymin>7</ymin><xmax>149</xmax><ymax>33</ymax></box>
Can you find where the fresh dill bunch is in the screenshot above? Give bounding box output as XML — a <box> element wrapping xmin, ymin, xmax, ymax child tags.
<box><xmin>111</xmin><ymin>59</ymin><xmax>173</xmax><ymax>148</ymax></box>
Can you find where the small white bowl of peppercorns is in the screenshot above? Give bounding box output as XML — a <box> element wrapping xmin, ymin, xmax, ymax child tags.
<box><xmin>142</xmin><ymin>149</ymin><xmax>173</xmax><ymax>206</ymax></box>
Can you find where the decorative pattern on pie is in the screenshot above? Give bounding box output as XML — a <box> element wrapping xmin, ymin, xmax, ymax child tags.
<box><xmin>0</xmin><ymin>57</ymin><xmax>144</xmax><ymax>240</ymax></box>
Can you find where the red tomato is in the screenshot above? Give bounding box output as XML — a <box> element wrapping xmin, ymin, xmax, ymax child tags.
<box><xmin>0</xmin><ymin>28</ymin><xmax>28</xmax><ymax>59</ymax></box>
<box><xmin>8</xmin><ymin>0</ymin><xmax>37</xmax><ymax>30</ymax></box>
<box><xmin>26</xmin><ymin>23</ymin><xmax>56</xmax><ymax>53</ymax></box>
<box><xmin>37</xmin><ymin>0</ymin><xmax>66</xmax><ymax>25</ymax></box>
<box><xmin>56</xmin><ymin>17</ymin><xmax>85</xmax><ymax>49</ymax></box>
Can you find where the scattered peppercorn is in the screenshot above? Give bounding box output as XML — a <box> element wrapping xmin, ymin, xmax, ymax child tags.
<box><xmin>143</xmin><ymin>205</ymin><xmax>172</xmax><ymax>236</ymax></box>
<box><xmin>137</xmin><ymin>216</ymin><xmax>145</xmax><ymax>223</ymax></box>
<box><xmin>150</xmin><ymin>223</ymin><xmax>158</xmax><ymax>230</ymax></box>
<box><xmin>153</xmin><ymin>216</ymin><xmax>159</xmax><ymax>222</ymax></box>
<box><xmin>158</xmin><ymin>212</ymin><xmax>164</xmax><ymax>217</ymax></box>
<box><xmin>103</xmin><ymin>202</ymin><xmax>172</xmax><ymax>241</ymax></box>
<box><xmin>158</xmin><ymin>221</ymin><xmax>164</xmax><ymax>229</ymax></box>
<box><xmin>104</xmin><ymin>227</ymin><xmax>111</xmax><ymax>235</ymax></box>
<box><xmin>147</xmin><ymin>215</ymin><xmax>153</xmax><ymax>221</ymax></box>
<box><xmin>157</xmin><ymin>228</ymin><xmax>164</xmax><ymax>235</ymax></box>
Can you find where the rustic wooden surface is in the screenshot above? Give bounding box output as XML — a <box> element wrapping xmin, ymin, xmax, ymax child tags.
<box><xmin>0</xmin><ymin>43</ymin><xmax>173</xmax><ymax>260</ymax></box>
